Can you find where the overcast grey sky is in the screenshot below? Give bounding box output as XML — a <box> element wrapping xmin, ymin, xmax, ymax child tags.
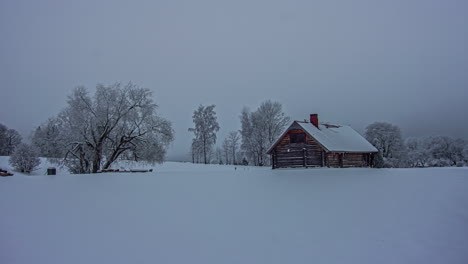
<box><xmin>1</xmin><ymin>0</ymin><xmax>467</xmax><ymax>160</ymax></box>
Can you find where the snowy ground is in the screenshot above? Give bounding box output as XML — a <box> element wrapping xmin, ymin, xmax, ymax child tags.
<box><xmin>1</xmin><ymin>157</ymin><xmax>468</xmax><ymax>264</ymax></box>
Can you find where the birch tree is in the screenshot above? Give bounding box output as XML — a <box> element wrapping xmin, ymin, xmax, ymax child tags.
<box><xmin>222</xmin><ymin>138</ymin><xmax>230</xmax><ymax>164</ymax></box>
<box><xmin>227</xmin><ymin>131</ymin><xmax>240</xmax><ymax>165</ymax></box>
<box><xmin>188</xmin><ymin>104</ymin><xmax>220</xmax><ymax>164</ymax></box>
<box><xmin>240</xmin><ymin>100</ymin><xmax>290</xmax><ymax>166</ymax></box>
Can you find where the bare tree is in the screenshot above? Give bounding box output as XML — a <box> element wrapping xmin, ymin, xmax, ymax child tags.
<box><xmin>463</xmin><ymin>145</ymin><xmax>468</xmax><ymax>164</ymax></box>
<box><xmin>190</xmin><ymin>139</ymin><xmax>204</xmax><ymax>163</ymax></box>
<box><xmin>240</xmin><ymin>107</ymin><xmax>255</xmax><ymax>164</ymax></box>
<box><xmin>0</xmin><ymin>124</ymin><xmax>22</xmax><ymax>156</ymax></box>
<box><xmin>227</xmin><ymin>131</ymin><xmax>240</xmax><ymax>165</ymax></box>
<box><xmin>222</xmin><ymin>138</ymin><xmax>230</xmax><ymax>165</ymax></box>
<box><xmin>32</xmin><ymin>118</ymin><xmax>65</xmax><ymax>158</ymax></box>
<box><xmin>240</xmin><ymin>101</ymin><xmax>290</xmax><ymax>166</ymax></box>
<box><xmin>406</xmin><ymin>137</ymin><xmax>431</xmax><ymax>167</ymax></box>
<box><xmin>36</xmin><ymin>82</ymin><xmax>174</xmax><ymax>173</ymax></box>
<box><xmin>426</xmin><ymin>136</ymin><xmax>465</xmax><ymax>166</ymax></box>
<box><xmin>9</xmin><ymin>143</ymin><xmax>40</xmax><ymax>173</ymax></box>
<box><xmin>365</xmin><ymin>122</ymin><xmax>407</xmax><ymax>167</ymax></box>
<box><xmin>215</xmin><ymin>147</ymin><xmax>223</xmax><ymax>165</ymax></box>
<box><xmin>188</xmin><ymin>105</ymin><xmax>220</xmax><ymax>164</ymax></box>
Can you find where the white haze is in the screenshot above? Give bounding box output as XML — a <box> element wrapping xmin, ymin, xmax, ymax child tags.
<box><xmin>1</xmin><ymin>0</ymin><xmax>467</xmax><ymax>161</ymax></box>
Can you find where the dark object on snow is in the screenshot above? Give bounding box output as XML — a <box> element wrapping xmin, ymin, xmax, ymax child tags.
<box><xmin>129</xmin><ymin>169</ymin><xmax>152</xmax><ymax>173</ymax></box>
<box><xmin>47</xmin><ymin>167</ymin><xmax>56</xmax><ymax>175</ymax></box>
<box><xmin>0</xmin><ymin>169</ymin><xmax>14</xmax><ymax>177</ymax></box>
<box><xmin>100</xmin><ymin>169</ymin><xmax>120</xmax><ymax>173</ymax></box>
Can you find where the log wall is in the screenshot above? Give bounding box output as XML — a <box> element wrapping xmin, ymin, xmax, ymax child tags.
<box><xmin>326</xmin><ymin>153</ymin><xmax>341</xmax><ymax>167</ymax></box>
<box><xmin>270</xmin><ymin>126</ymin><xmax>374</xmax><ymax>168</ymax></box>
<box><xmin>272</xmin><ymin>129</ymin><xmax>325</xmax><ymax>168</ymax></box>
<box><xmin>342</xmin><ymin>153</ymin><xmax>367</xmax><ymax>167</ymax></box>
<box><xmin>326</xmin><ymin>152</ymin><xmax>371</xmax><ymax>168</ymax></box>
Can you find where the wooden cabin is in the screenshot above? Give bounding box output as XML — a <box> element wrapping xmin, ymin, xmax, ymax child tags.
<box><xmin>267</xmin><ymin>114</ymin><xmax>378</xmax><ymax>169</ymax></box>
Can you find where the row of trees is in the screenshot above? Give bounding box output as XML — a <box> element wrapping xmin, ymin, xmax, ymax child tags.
<box><xmin>189</xmin><ymin>100</ymin><xmax>290</xmax><ymax>166</ymax></box>
<box><xmin>364</xmin><ymin>122</ymin><xmax>468</xmax><ymax>168</ymax></box>
<box><xmin>188</xmin><ymin>105</ymin><xmax>244</xmax><ymax>165</ymax></box>
<box><xmin>3</xmin><ymin>86</ymin><xmax>467</xmax><ymax>172</ymax></box>
<box><xmin>188</xmin><ymin>104</ymin><xmax>468</xmax><ymax>168</ymax></box>
<box><xmin>406</xmin><ymin>136</ymin><xmax>467</xmax><ymax>167</ymax></box>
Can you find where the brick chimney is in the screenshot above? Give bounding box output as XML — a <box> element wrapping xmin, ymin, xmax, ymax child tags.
<box><xmin>310</xmin><ymin>114</ymin><xmax>319</xmax><ymax>128</ymax></box>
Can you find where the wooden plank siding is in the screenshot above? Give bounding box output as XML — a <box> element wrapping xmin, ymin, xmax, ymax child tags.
<box><xmin>271</xmin><ymin>128</ymin><xmax>374</xmax><ymax>168</ymax></box>
<box><xmin>326</xmin><ymin>153</ymin><xmax>341</xmax><ymax>168</ymax></box>
<box><xmin>326</xmin><ymin>152</ymin><xmax>371</xmax><ymax>168</ymax></box>
<box><xmin>342</xmin><ymin>153</ymin><xmax>367</xmax><ymax>168</ymax></box>
<box><xmin>272</xmin><ymin>129</ymin><xmax>325</xmax><ymax>169</ymax></box>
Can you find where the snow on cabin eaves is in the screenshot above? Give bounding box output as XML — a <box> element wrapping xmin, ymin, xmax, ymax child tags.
<box><xmin>267</xmin><ymin>121</ymin><xmax>378</xmax><ymax>154</ymax></box>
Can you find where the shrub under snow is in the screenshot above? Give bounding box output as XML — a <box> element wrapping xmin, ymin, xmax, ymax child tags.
<box><xmin>9</xmin><ymin>143</ymin><xmax>41</xmax><ymax>173</ymax></box>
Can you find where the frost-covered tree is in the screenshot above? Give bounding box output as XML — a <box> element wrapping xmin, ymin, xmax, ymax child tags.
<box><xmin>0</xmin><ymin>124</ymin><xmax>22</xmax><ymax>156</ymax></box>
<box><xmin>215</xmin><ymin>147</ymin><xmax>223</xmax><ymax>165</ymax></box>
<box><xmin>365</xmin><ymin>122</ymin><xmax>407</xmax><ymax>168</ymax></box>
<box><xmin>188</xmin><ymin>105</ymin><xmax>220</xmax><ymax>164</ymax></box>
<box><xmin>406</xmin><ymin>137</ymin><xmax>431</xmax><ymax>167</ymax></box>
<box><xmin>240</xmin><ymin>107</ymin><xmax>255</xmax><ymax>163</ymax></box>
<box><xmin>31</xmin><ymin>118</ymin><xmax>65</xmax><ymax>158</ymax></box>
<box><xmin>222</xmin><ymin>138</ymin><xmax>230</xmax><ymax>165</ymax></box>
<box><xmin>405</xmin><ymin>136</ymin><xmax>467</xmax><ymax>167</ymax></box>
<box><xmin>240</xmin><ymin>100</ymin><xmax>290</xmax><ymax>166</ymax></box>
<box><xmin>463</xmin><ymin>145</ymin><xmax>468</xmax><ymax>164</ymax></box>
<box><xmin>37</xmin><ymin>82</ymin><xmax>174</xmax><ymax>174</ymax></box>
<box><xmin>190</xmin><ymin>139</ymin><xmax>204</xmax><ymax>164</ymax></box>
<box><xmin>372</xmin><ymin>151</ymin><xmax>385</xmax><ymax>168</ymax></box>
<box><xmin>9</xmin><ymin>143</ymin><xmax>41</xmax><ymax>173</ymax></box>
<box><xmin>220</xmin><ymin>131</ymin><xmax>240</xmax><ymax>165</ymax></box>
<box><xmin>0</xmin><ymin>124</ymin><xmax>6</xmax><ymax>154</ymax></box>
<box><xmin>426</xmin><ymin>136</ymin><xmax>465</xmax><ymax>166</ymax></box>
<box><xmin>227</xmin><ymin>131</ymin><xmax>240</xmax><ymax>165</ymax></box>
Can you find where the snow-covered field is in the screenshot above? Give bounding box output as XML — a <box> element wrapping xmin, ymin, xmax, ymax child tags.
<box><xmin>1</xmin><ymin>157</ymin><xmax>468</xmax><ymax>264</ymax></box>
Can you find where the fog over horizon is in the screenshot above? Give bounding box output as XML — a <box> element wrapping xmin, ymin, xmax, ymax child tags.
<box><xmin>1</xmin><ymin>0</ymin><xmax>467</xmax><ymax>161</ymax></box>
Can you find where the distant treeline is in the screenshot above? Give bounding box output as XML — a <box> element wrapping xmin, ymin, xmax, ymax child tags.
<box><xmin>2</xmin><ymin>81</ymin><xmax>468</xmax><ymax>173</ymax></box>
<box><xmin>187</xmin><ymin>103</ymin><xmax>468</xmax><ymax>168</ymax></box>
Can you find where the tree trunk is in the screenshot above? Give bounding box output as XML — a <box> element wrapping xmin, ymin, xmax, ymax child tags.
<box><xmin>92</xmin><ymin>155</ymin><xmax>101</xmax><ymax>173</ymax></box>
<box><xmin>232</xmin><ymin>149</ymin><xmax>236</xmax><ymax>165</ymax></box>
<box><xmin>91</xmin><ymin>141</ymin><xmax>104</xmax><ymax>173</ymax></box>
<box><xmin>203</xmin><ymin>138</ymin><xmax>207</xmax><ymax>164</ymax></box>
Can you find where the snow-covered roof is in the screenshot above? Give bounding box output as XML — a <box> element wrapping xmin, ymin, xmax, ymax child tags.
<box><xmin>267</xmin><ymin>121</ymin><xmax>378</xmax><ymax>153</ymax></box>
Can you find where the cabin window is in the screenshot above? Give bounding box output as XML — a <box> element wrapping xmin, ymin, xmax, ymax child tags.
<box><xmin>290</xmin><ymin>133</ymin><xmax>305</xmax><ymax>143</ymax></box>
